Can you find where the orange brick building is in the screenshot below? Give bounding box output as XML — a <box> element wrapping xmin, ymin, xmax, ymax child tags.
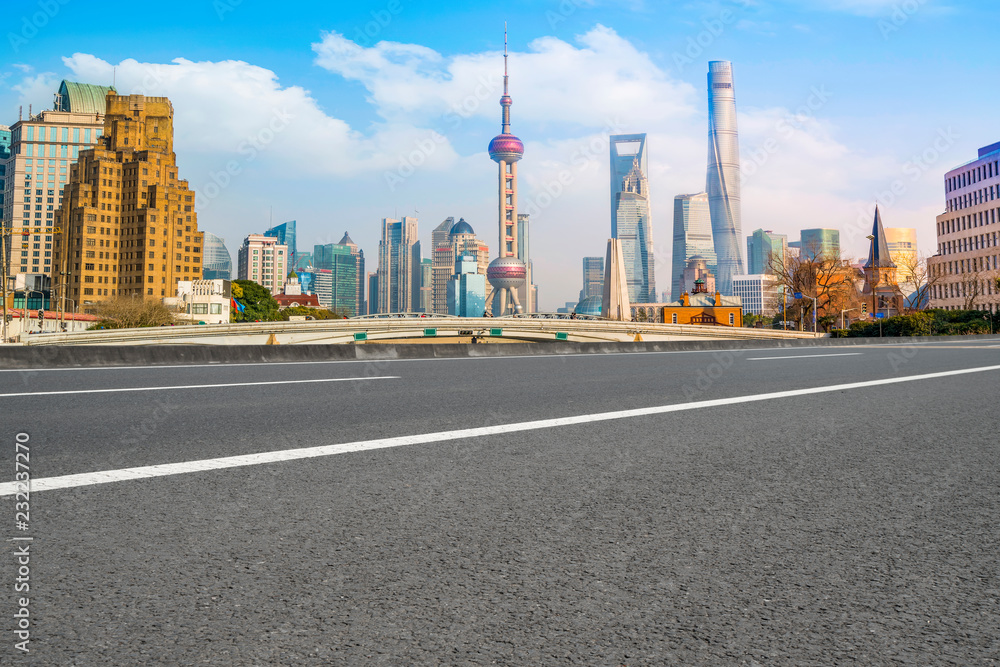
<box><xmin>661</xmin><ymin>280</ymin><xmax>743</xmax><ymax>327</ymax></box>
<box><xmin>52</xmin><ymin>93</ymin><xmax>202</xmax><ymax>313</ymax></box>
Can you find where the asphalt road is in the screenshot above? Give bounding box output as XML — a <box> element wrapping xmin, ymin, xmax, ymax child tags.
<box><xmin>3</xmin><ymin>339</ymin><xmax>1000</xmax><ymax>664</ymax></box>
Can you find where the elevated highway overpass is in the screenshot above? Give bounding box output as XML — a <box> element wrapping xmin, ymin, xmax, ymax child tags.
<box><xmin>18</xmin><ymin>315</ymin><xmax>821</xmax><ymax>346</ymax></box>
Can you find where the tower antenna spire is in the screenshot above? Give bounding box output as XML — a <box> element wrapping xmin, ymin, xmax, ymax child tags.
<box><xmin>503</xmin><ymin>22</ymin><xmax>508</xmax><ymax>96</ymax></box>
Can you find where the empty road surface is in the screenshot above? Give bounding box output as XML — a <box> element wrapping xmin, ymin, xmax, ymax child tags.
<box><xmin>2</xmin><ymin>339</ymin><xmax>999</xmax><ymax>664</ymax></box>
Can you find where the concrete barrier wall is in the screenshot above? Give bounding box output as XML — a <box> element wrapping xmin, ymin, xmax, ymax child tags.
<box><xmin>0</xmin><ymin>336</ymin><xmax>987</xmax><ymax>369</ymax></box>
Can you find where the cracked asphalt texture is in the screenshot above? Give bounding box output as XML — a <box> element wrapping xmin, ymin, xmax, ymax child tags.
<box><xmin>2</xmin><ymin>340</ymin><xmax>999</xmax><ymax>665</ymax></box>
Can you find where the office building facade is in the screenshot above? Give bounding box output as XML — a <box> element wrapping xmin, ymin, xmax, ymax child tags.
<box><xmin>51</xmin><ymin>92</ymin><xmax>203</xmax><ymax>312</ymax></box>
<box><xmin>800</xmin><ymin>228</ymin><xmax>841</xmax><ymax>261</ymax></box>
<box><xmin>377</xmin><ymin>216</ymin><xmax>421</xmax><ymax>313</ymax></box>
<box><xmin>706</xmin><ymin>61</ymin><xmax>744</xmax><ymax>294</ymax></box>
<box><xmin>5</xmin><ymin>81</ymin><xmax>111</xmax><ymax>280</ymax></box>
<box><xmin>610</xmin><ymin>133</ymin><xmax>655</xmax><ymax>303</ymax></box>
<box><xmin>431</xmin><ymin>218</ymin><xmax>488</xmax><ymax>314</ymax></box>
<box><xmin>581</xmin><ymin>256</ymin><xmax>604</xmax><ymax>301</ymax></box>
<box><xmin>732</xmin><ymin>273</ymin><xmax>781</xmax><ymax>316</ymax></box>
<box><xmin>747</xmin><ymin>228</ymin><xmax>787</xmax><ymax>275</ymax></box>
<box><xmin>884</xmin><ymin>227</ymin><xmax>918</xmax><ymax>283</ymax></box>
<box><xmin>672</xmin><ymin>192</ymin><xmax>716</xmax><ymax>301</ymax></box>
<box><xmin>447</xmin><ymin>255</ymin><xmax>487</xmax><ymax>317</ymax></box>
<box><xmin>929</xmin><ymin>141</ymin><xmax>1000</xmax><ymax>312</ymax></box>
<box><xmin>264</xmin><ymin>220</ymin><xmax>296</xmax><ymax>266</ymax></box>
<box><xmin>314</xmin><ymin>232</ymin><xmax>365</xmax><ymax>316</ymax></box>
<box><xmin>237</xmin><ymin>234</ymin><xmax>287</xmax><ymax>294</ymax></box>
<box><xmin>202</xmin><ymin>232</ymin><xmax>233</xmax><ymax>280</ymax></box>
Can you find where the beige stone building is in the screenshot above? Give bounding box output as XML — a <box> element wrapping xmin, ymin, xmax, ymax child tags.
<box><xmin>52</xmin><ymin>93</ymin><xmax>202</xmax><ymax>313</ymax></box>
<box><xmin>928</xmin><ymin>141</ymin><xmax>1000</xmax><ymax>312</ymax></box>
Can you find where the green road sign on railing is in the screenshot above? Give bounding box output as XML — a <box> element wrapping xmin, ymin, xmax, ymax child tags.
<box><xmin>490</xmin><ymin>328</ymin><xmax>503</xmax><ymax>337</ymax></box>
<box><xmin>423</xmin><ymin>328</ymin><xmax>437</xmax><ymax>336</ymax></box>
<box><xmin>353</xmin><ymin>332</ymin><xmax>368</xmax><ymax>341</ymax></box>
<box><xmin>555</xmin><ymin>332</ymin><xmax>568</xmax><ymax>340</ymax></box>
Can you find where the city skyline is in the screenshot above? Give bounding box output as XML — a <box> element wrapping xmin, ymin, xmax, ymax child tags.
<box><xmin>2</xmin><ymin>1</ymin><xmax>998</xmax><ymax>309</ymax></box>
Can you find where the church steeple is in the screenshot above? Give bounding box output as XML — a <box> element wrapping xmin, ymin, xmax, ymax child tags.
<box><xmin>864</xmin><ymin>205</ymin><xmax>896</xmax><ymax>270</ymax></box>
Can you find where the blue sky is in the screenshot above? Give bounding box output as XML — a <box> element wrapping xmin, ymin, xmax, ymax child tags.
<box><xmin>3</xmin><ymin>0</ymin><xmax>998</xmax><ymax>308</ymax></box>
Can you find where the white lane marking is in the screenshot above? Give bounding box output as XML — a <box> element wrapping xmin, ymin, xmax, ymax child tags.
<box><xmin>2</xmin><ymin>363</ymin><xmax>999</xmax><ymax>497</ymax></box>
<box><xmin>747</xmin><ymin>353</ymin><xmax>863</xmax><ymax>361</ymax></box>
<box><xmin>0</xmin><ymin>376</ymin><xmax>399</xmax><ymax>398</ymax></box>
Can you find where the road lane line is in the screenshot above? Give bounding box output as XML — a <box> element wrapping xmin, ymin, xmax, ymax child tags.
<box><xmin>3</xmin><ymin>362</ymin><xmax>999</xmax><ymax>497</ymax></box>
<box><xmin>0</xmin><ymin>376</ymin><xmax>399</xmax><ymax>398</ymax></box>
<box><xmin>747</xmin><ymin>353</ymin><xmax>863</xmax><ymax>361</ymax></box>
<box><xmin>0</xmin><ymin>366</ymin><xmax>1000</xmax><ymax>497</ymax></box>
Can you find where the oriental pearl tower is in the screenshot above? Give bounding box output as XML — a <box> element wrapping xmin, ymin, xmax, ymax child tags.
<box><xmin>486</xmin><ymin>26</ymin><xmax>527</xmax><ymax>315</ymax></box>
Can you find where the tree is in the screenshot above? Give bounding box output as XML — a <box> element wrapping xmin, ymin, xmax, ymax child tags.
<box><xmin>767</xmin><ymin>244</ymin><xmax>862</xmax><ymax>332</ymax></box>
<box><xmin>89</xmin><ymin>297</ymin><xmax>175</xmax><ymax>329</ymax></box>
<box><xmin>896</xmin><ymin>253</ymin><xmax>941</xmax><ymax>312</ymax></box>
<box><xmin>279</xmin><ymin>306</ymin><xmax>348</xmax><ymax>321</ymax></box>
<box><xmin>959</xmin><ymin>259</ymin><xmax>999</xmax><ymax>311</ymax></box>
<box><xmin>231</xmin><ymin>280</ymin><xmax>281</xmax><ymax>322</ymax></box>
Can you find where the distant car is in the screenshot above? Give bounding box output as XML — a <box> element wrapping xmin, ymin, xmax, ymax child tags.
<box><xmin>773</xmin><ymin>321</ymin><xmax>797</xmax><ymax>330</ymax></box>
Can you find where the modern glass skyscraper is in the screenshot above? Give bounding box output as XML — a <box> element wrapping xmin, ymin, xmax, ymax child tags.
<box><xmin>799</xmin><ymin>228</ymin><xmax>840</xmax><ymax>261</ymax></box>
<box><xmin>746</xmin><ymin>228</ymin><xmax>787</xmax><ymax>275</ymax></box>
<box><xmin>377</xmin><ymin>216</ymin><xmax>421</xmax><ymax>313</ymax></box>
<box><xmin>264</xmin><ymin>220</ymin><xmax>296</xmax><ymax>266</ymax></box>
<box><xmin>313</xmin><ymin>232</ymin><xmax>365</xmax><ymax>316</ymax></box>
<box><xmin>706</xmin><ymin>61</ymin><xmax>744</xmax><ymax>294</ymax></box>
<box><xmin>610</xmin><ymin>133</ymin><xmax>655</xmax><ymax>303</ymax></box>
<box><xmin>202</xmin><ymin>232</ymin><xmax>233</xmax><ymax>280</ymax></box>
<box><xmin>581</xmin><ymin>256</ymin><xmax>604</xmax><ymax>301</ymax></box>
<box><xmin>671</xmin><ymin>193</ymin><xmax>717</xmax><ymax>301</ymax></box>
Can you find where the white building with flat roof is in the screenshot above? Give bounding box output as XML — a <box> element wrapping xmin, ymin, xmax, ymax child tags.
<box><xmin>172</xmin><ymin>279</ymin><xmax>231</xmax><ymax>324</ymax></box>
<box><xmin>732</xmin><ymin>273</ymin><xmax>781</xmax><ymax>316</ymax></box>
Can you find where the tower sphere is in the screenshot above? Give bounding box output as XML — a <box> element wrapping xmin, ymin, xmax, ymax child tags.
<box><xmin>486</xmin><ymin>256</ymin><xmax>526</xmax><ymax>290</ymax></box>
<box><xmin>488</xmin><ymin>133</ymin><xmax>524</xmax><ymax>163</ymax></box>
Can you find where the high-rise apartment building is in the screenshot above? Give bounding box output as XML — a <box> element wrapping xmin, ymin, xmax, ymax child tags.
<box><xmin>799</xmin><ymin>228</ymin><xmax>840</xmax><ymax>261</ymax></box>
<box><xmin>672</xmin><ymin>192</ymin><xmax>716</xmax><ymax>301</ymax></box>
<box><xmin>237</xmin><ymin>234</ymin><xmax>287</xmax><ymax>294</ymax></box>
<box><xmin>202</xmin><ymin>232</ymin><xmax>232</xmax><ymax>280</ymax></box>
<box><xmin>747</xmin><ymin>228</ymin><xmax>787</xmax><ymax>275</ymax></box>
<box><xmin>51</xmin><ymin>92</ymin><xmax>203</xmax><ymax>312</ymax></box>
<box><xmin>929</xmin><ymin>141</ymin><xmax>1000</xmax><ymax>312</ymax></box>
<box><xmin>581</xmin><ymin>256</ymin><xmax>604</xmax><ymax>301</ymax></box>
<box><xmin>884</xmin><ymin>227</ymin><xmax>918</xmax><ymax>283</ymax></box>
<box><xmin>377</xmin><ymin>216</ymin><xmax>421</xmax><ymax>313</ymax></box>
<box><xmin>264</xmin><ymin>220</ymin><xmax>296</xmax><ymax>266</ymax></box>
<box><xmin>610</xmin><ymin>133</ymin><xmax>655</xmax><ymax>303</ymax></box>
<box><xmin>706</xmin><ymin>61</ymin><xmax>744</xmax><ymax>294</ymax></box>
<box><xmin>5</xmin><ymin>81</ymin><xmax>112</xmax><ymax>280</ymax></box>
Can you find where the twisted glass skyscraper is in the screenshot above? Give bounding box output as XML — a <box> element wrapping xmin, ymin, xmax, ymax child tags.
<box><xmin>610</xmin><ymin>133</ymin><xmax>655</xmax><ymax>303</ymax></box>
<box><xmin>706</xmin><ymin>61</ymin><xmax>744</xmax><ymax>294</ymax></box>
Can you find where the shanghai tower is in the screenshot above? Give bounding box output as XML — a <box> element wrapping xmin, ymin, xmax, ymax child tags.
<box><xmin>706</xmin><ymin>61</ymin><xmax>744</xmax><ymax>294</ymax></box>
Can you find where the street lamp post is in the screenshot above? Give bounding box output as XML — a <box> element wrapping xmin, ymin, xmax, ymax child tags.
<box><xmin>841</xmin><ymin>307</ymin><xmax>858</xmax><ymax>330</ymax></box>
